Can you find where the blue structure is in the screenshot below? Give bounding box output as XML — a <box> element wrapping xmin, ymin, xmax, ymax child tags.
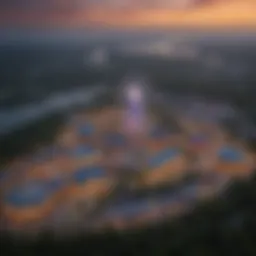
<box><xmin>148</xmin><ymin>148</ymin><xmax>181</xmax><ymax>169</ymax></box>
<box><xmin>71</xmin><ymin>145</ymin><xmax>96</xmax><ymax>158</ymax></box>
<box><xmin>104</xmin><ymin>199</ymin><xmax>150</xmax><ymax>219</ymax></box>
<box><xmin>4</xmin><ymin>180</ymin><xmax>62</xmax><ymax>208</ymax></box>
<box><xmin>104</xmin><ymin>132</ymin><xmax>127</xmax><ymax>148</ymax></box>
<box><xmin>72</xmin><ymin>166</ymin><xmax>106</xmax><ymax>184</ymax></box>
<box><xmin>78</xmin><ymin>123</ymin><xmax>95</xmax><ymax>137</ymax></box>
<box><xmin>219</xmin><ymin>147</ymin><xmax>244</xmax><ymax>162</ymax></box>
<box><xmin>47</xmin><ymin>178</ymin><xmax>65</xmax><ymax>191</ymax></box>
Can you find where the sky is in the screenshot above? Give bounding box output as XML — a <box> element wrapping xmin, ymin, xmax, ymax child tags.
<box><xmin>0</xmin><ymin>0</ymin><xmax>256</xmax><ymax>29</ymax></box>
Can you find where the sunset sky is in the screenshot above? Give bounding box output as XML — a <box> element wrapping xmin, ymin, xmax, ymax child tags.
<box><xmin>0</xmin><ymin>0</ymin><xmax>256</xmax><ymax>29</ymax></box>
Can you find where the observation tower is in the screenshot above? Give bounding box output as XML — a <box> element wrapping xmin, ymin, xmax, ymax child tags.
<box><xmin>117</xmin><ymin>78</ymin><xmax>150</xmax><ymax>179</ymax></box>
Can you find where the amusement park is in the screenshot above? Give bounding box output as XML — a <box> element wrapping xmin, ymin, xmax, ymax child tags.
<box><xmin>0</xmin><ymin>77</ymin><xmax>255</xmax><ymax>236</ymax></box>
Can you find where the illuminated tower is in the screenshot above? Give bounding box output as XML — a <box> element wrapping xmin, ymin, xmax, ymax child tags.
<box><xmin>122</xmin><ymin>79</ymin><xmax>148</xmax><ymax>133</ymax></box>
<box><xmin>119</xmin><ymin>78</ymin><xmax>149</xmax><ymax>175</ymax></box>
<box><xmin>122</xmin><ymin>79</ymin><xmax>148</xmax><ymax>146</ymax></box>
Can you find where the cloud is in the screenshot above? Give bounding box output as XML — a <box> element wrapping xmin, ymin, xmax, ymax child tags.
<box><xmin>0</xmin><ymin>0</ymin><xmax>219</xmax><ymax>11</ymax></box>
<box><xmin>0</xmin><ymin>0</ymin><xmax>256</xmax><ymax>28</ymax></box>
<box><xmin>0</xmin><ymin>0</ymin><xmax>84</xmax><ymax>26</ymax></box>
<box><xmin>0</xmin><ymin>0</ymin><xmax>85</xmax><ymax>12</ymax></box>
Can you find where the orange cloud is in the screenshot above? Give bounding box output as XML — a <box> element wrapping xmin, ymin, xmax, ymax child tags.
<box><xmin>0</xmin><ymin>0</ymin><xmax>256</xmax><ymax>29</ymax></box>
<box><xmin>64</xmin><ymin>1</ymin><xmax>256</xmax><ymax>29</ymax></box>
